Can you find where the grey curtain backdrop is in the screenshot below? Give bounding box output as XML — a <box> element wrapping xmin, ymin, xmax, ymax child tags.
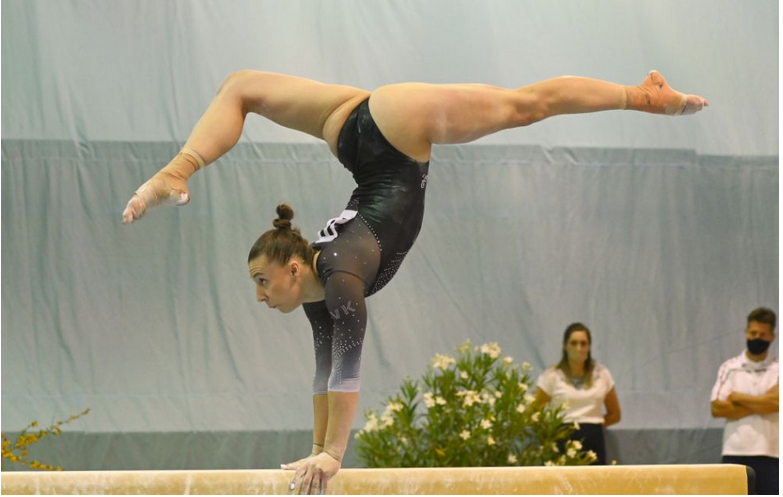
<box><xmin>2</xmin><ymin>0</ymin><xmax>778</xmax><ymax>470</ymax></box>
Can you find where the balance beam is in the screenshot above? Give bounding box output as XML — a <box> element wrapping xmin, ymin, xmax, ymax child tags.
<box><xmin>1</xmin><ymin>464</ymin><xmax>750</xmax><ymax>494</ymax></box>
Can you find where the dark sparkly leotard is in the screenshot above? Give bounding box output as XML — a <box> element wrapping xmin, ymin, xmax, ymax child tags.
<box><xmin>303</xmin><ymin>98</ymin><xmax>430</xmax><ymax>393</ymax></box>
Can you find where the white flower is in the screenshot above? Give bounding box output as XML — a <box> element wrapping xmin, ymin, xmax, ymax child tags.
<box><xmin>551</xmin><ymin>443</ymin><xmax>559</xmax><ymax>453</ymax></box>
<box><xmin>461</xmin><ymin>390</ymin><xmax>481</xmax><ymax>407</ymax></box>
<box><xmin>566</xmin><ymin>448</ymin><xmax>577</xmax><ymax>458</ymax></box>
<box><xmin>494</xmin><ymin>390</ymin><xmax>503</xmax><ymax>398</ymax></box>
<box><xmin>524</xmin><ymin>394</ymin><xmax>536</xmax><ymax>404</ymax></box>
<box><xmin>503</xmin><ymin>356</ymin><xmax>513</xmax><ymax>364</ymax></box>
<box><xmin>460</xmin><ymin>371</ymin><xmax>469</xmax><ymax>379</ymax></box>
<box><xmin>488</xmin><ymin>397</ymin><xmax>496</xmax><ymax>406</ymax></box>
<box><xmin>586</xmin><ymin>450</ymin><xmax>597</xmax><ymax>461</ymax></box>
<box><xmin>507</xmin><ymin>454</ymin><xmax>518</xmax><ymax>464</ymax></box>
<box><xmin>561</xmin><ymin>400</ymin><xmax>570</xmax><ymax>410</ymax></box>
<box><xmin>460</xmin><ymin>430</ymin><xmax>471</xmax><ymax>440</ymax></box>
<box><xmin>480</xmin><ymin>342</ymin><xmax>501</xmax><ymax>359</ymax></box>
<box><xmin>522</xmin><ymin>362</ymin><xmax>532</xmax><ymax>371</ymax></box>
<box><xmin>380</xmin><ymin>414</ymin><xmax>394</xmax><ymax>428</ymax></box>
<box><xmin>457</xmin><ymin>340</ymin><xmax>472</xmax><ymax>354</ymax></box>
<box><xmin>531</xmin><ymin>412</ymin><xmax>540</xmax><ymax>423</ymax></box>
<box><xmin>423</xmin><ymin>392</ymin><xmax>435</xmax><ymax>409</ymax></box>
<box><xmin>544</xmin><ymin>461</ymin><xmax>555</xmax><ymax>467</ymax></box>
<box><xmin>518</xmin><ymin>382</ymin><xmax>529</xmax><ymax>392</ymax></box>
<box><xmin>363</xmin><ymin>415</ymin><xmax>380</xmax><ymax>432</ymax></box>
<box><xmin>435</xmin><ymin>396</ymin><xmax>447</xmax><ymax>405</ymax></box>
<box><xmin>480</xmin><ymin>419</ymin><xmax>493</xmax><ymax>429</ymax></box>
<box><xmin>386</xmin><ymin>401</ymin><xmax>404</xmax><ymax>413</ymax></box>
<box><xmin>516</xmin><ymin>403</ymin><xmax>526</xmax><ymax>413</ymax></box>
<box><xmin>487</xmin><ymin>436</ymin><xmax>496</xmax><ymax>446</ymax></box>
<box><xmin>572</xmin><ymin>421</ymin><xmax>580</xmax><ymax>430</ymax></box>
<box><xmin>431</xmin><ymin>354</ymin><xmax>456</xmax><ymax>370</ymax></box>
<box><xmin>571</xmin><ymin>440</ymin><xmax>582</xmax><ymax>450</ymax></box>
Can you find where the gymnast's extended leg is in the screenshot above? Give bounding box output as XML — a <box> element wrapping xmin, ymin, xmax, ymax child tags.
<box><xmin>122</xmin><ymin>70</ymin><xmax>369</xmax><ymax>223</ymax></box>
<box><xmin>368</xmin><ymin>71</ymin><xmax>708</xmax><ymax>162</ymax></box>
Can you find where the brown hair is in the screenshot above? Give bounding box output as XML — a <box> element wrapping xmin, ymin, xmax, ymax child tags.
<box><xmin>747</xmin><ymin>307</ymin><xmax>776</xmax><ymax>332</ymax></box>
<box><xmin>247</xmin><ymin>203</ymin><xmax>314</xmax><ymax>267</ymax></box>
<box><xmin>556</xmin><ymin>322</ymin><xmax>596</xmax><ymax>388</ymax></box>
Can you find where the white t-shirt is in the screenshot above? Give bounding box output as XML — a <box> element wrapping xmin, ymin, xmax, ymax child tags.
<box><xmin>710</xmin><ymin>352</ymin><xmax>779</xmax><ymax>457</ymax></box>
<box><xmin>536</xmin><ymin>363</ymin><xmax>615</xmax><ymax>424</ymax></box>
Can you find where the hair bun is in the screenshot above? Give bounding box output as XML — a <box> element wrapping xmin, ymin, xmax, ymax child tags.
<box><xmin>273</xmin><ymin>203</ymin><xmax>294</xmax><ymax>230</ymax></box>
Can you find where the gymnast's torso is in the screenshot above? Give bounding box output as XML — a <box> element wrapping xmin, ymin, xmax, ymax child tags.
<box><xmin>312</xmin><ymin>98</ymin><xmax>430</xmax><ymax>297</ymax></box>
<box><xmin>303</xmin><ymin>98</ymin><xmax>430</xmax><ymax>393</ymax></box>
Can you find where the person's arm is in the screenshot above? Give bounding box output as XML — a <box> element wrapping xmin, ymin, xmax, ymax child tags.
<box><xmin>281</xmin><ymin>301</ymin><xmax>337</xmax><ymax>471</ymax></box>
<box><xmin>709</xmin><ymin>362</ymin><xmax>752</xmax><ymax>420</ymax></box>
<box><xmin>291</xmin><ymin>273</ymin><xmax>369</xmax><ymax>495</ymax></box>
<box><xmin>728</xmin><ymin>384</ymin><xmax>779</xmax><ymax>415</ymax></box>
<box><xmin>311</xmin><ymin>394</ymin><xmax>328</xmax><ymax>451</ymax></box>
<box><xmin>533</xmin><ymin>386</ymin><xmax>551</xmax><ymax>408</ymax></box>
<box><xmin>711</xmin><ymin>399</ymin><xmax>754</xmax><ymax>420</ymax></box>
<box><xmin>324</xmin><ymin>392</ymin><xmax>359</xmax><ymax>461</ymax></box>
<box><xmin>603</xmin><ymin>387</ymin><xmax>621</xmax><ymax>427</ymax></box>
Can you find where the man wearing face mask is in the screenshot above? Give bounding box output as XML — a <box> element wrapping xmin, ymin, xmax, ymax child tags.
<box><xmin>711</xmin><ymin>307</ymin><xmax>778</xmax><ymax>495</ymax></box>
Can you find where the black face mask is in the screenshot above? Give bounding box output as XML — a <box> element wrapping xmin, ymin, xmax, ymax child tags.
<box><xmin>747</xmin><ymin>338</ymin><xmax>772</xmax><ymax>355</ymax></box>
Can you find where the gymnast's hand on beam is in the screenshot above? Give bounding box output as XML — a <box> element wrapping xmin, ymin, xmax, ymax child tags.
<box><xmin>288</xmin><ymin>452</ymin><xmax>340</xmax><ymax>495</ymax></box>
<box><xmin>280</xmin><ymin>445</ymin><xmax>322</xmax><ymax>471</ymax></box>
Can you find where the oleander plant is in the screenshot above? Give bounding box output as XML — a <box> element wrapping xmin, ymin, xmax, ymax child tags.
<box><xmin>355</xmin><ymin>341</ymin><xmax>596</xmax><ymax>467</ymax></box>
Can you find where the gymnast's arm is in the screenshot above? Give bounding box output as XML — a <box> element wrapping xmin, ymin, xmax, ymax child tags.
<box><xmin>305</xmin><ymin>302</ymin><xmax>335</xmax><ymax>453</ymax></box>
<box><xmin>292</xmin><ymin>272</ymin><xmax>369</xmax><ymax>494</ymax></box>
<box><xmin>302</xmin><ymin>276</ymin><xmax>367</xmax><ymax>464</ymax></box>
<box><xmin>320</xmin><ymin>272</ymin><xmax>368</xmax><ymax>463</ymax></box>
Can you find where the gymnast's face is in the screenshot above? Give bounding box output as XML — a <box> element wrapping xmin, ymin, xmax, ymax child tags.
<box><xmin>248</xmin><ymin>255</ymin><xmax>304</xmax><ymax>314</ymax></box>
<box><xmin>564</xmin><ymin>331</ymin><xmax>591</xmax><ymax>363</ymax></box>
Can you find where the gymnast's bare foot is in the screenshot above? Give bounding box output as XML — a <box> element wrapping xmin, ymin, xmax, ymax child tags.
<box><xmin>628</xmin><ymin>70</ymin><xmax>709</xmax><ymax>116</ymax></box>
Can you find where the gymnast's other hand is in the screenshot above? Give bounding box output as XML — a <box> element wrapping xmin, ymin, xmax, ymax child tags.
<box><xmin>288</xmin><ymin>451</ymin><xmax>340</xmax><ymax>495</ymax></box>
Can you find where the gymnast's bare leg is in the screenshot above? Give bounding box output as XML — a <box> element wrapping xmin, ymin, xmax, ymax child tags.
<box><xmin>121</xmin><ymin>70</ymin><xmax>706</xmax><ymax>223</ymax></box>
<box><xmin>121</xmin><ymin>71</ymin><xmax>369</xmax><ymax>223</ymax></box>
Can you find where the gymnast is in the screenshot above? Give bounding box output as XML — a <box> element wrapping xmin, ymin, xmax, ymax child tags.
<box><xmin>122</xmin><ymin>70</ymin><xmax>707</xmax><ymax>494</ymax></box>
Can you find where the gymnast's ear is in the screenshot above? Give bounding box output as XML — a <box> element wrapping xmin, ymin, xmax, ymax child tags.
<box><xmin>289</xmin><ymin>259</ymin><xmax>301</xmax><ymax>279</ymax></box>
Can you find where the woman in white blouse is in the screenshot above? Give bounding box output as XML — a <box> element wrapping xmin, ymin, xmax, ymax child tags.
<box><xmin>534</xmin><ymin>322</ymin><xmax>621</xmax><ymax>464</ymax></box>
